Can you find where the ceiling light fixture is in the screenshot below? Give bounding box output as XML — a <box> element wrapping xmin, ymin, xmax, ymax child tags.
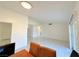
<box><xmin>21</xmin><ymin>1</ymin><xmax>32</xmax><ymax>9</ymax></box>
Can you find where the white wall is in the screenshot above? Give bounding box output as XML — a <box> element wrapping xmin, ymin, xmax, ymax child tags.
<box><xmin>28</xmin><ymin>16</ymin><xmax>41</xmax><ymax>26</ymax></box>
<box><xmin>40</xmin><ymin>23</ymin><xmax>69</xmax><ymax>42</ymax></box>
<box><xmin>0</xmin><ymin>7</ymin><xmax>28</xmax><ymax>51</ymax></box>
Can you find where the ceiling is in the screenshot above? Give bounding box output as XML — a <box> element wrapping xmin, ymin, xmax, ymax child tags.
<box><xmin>0</xmin><ymin>1</ymin><xmax>76</xmax><ymax>23</ymax></box>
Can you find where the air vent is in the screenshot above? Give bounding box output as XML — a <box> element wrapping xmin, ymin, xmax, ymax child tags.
<box><xmin>48</xmin><ymin>23</ymin><xmax>52</xmax><ymax>25</ymax></box>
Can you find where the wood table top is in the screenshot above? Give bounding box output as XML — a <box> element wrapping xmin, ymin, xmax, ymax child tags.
<box><xmin>11</xmin><ymin>49</ymin><xmax>33</xmax><ymax>57</ymax></box>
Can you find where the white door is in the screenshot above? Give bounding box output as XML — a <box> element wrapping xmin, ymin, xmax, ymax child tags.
<box><xmin>27</xmin><ymin>24</ymin><xmax>33</xmax><ymax>50</ymax></box>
